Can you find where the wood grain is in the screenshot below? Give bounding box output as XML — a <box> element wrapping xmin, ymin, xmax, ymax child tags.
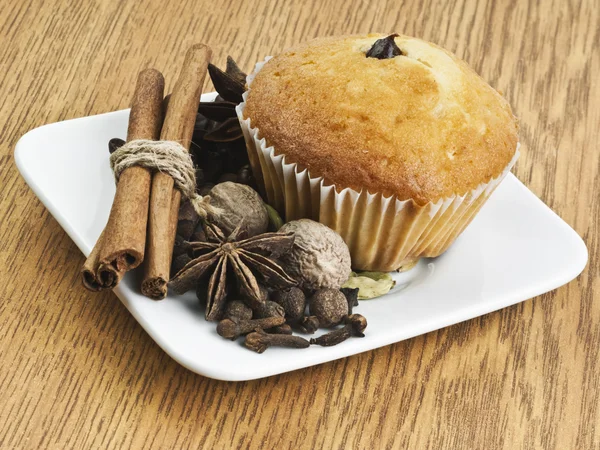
<box><xmin>0</xmin><ymin>0</ymin><xmax>598</xmax><ymax>448</ymax></box>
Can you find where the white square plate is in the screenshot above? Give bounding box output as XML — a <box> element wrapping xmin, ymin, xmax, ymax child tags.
<box><xmin>15</xmin><ymin>94</ymin><xmax>588</xmax><ymax>381</ymax></box>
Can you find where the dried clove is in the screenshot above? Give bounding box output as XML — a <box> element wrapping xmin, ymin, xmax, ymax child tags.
<box><xmin>224</xmin><ymin>300</ymin><xmax>253</xmax><ymax>321</ymax></box>
<box><xmin>366</xmin><ymin>34</ymin><xmax>404</xmax><ymax>59</ymax></box>
<box><xmin>216</xmin><ymin>316</ymin><xmax>286</xmax><ymax>340</ymax></box>
<box><xmin>253</xmin><ymin>300</ymin><xmax>285</xmax><ymax>319</ymax></box>
<box><xmin>245</xmin><ymin>329</ymin><xmax>310</xmax><ymax>353</ymax></box>
<box><xmin>266</xmin><ymin>324</ymin><xmax>293</xmax><ymax>335</ymax></box>
<box><xmin>297</xmin><ymin>315</ymin><xmax>320</xmax><ymax>334</ymax></box>
<box><xmin>340</xmin><ymin>287</ymin><xmax>359</xmax><ymax>314</ymax></box>
<box><xmin>310</xmin><ymin>314</ymin><xmax>367</xmax><ymax>347</ymax></box>
<box><xmin>272</xmin><ymin>287</ymin><xmax>306</xmax><ymax>321</ymax></box>
<box><xmin>309</xmin><ymin>288</ymin><xmax>348</xmax><ymax>327</ymax></box>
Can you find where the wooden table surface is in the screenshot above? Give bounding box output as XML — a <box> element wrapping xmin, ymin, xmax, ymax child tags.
<box><xmin>1</xmin><ymin>0</ymin><xmax>598</xmax><ymax>448</ymax></box>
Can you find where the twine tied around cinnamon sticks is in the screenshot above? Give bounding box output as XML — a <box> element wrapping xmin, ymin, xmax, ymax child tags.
<box><xmin>109</xmin><ymin>139</ymin><xmax>218</xmax><ymax>219</ymax></box>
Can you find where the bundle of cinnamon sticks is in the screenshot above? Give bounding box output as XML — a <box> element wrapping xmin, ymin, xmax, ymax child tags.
<box><xmin>82</xmin><ymin>44</ymin><xmax>212</xmax><ymax>300</ymax></box>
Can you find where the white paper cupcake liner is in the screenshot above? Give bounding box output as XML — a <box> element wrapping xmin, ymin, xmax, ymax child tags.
<box><xmin>236</xmin><ymin>57</ymin><xmax>520</xmax><ymax>271</ymax></box>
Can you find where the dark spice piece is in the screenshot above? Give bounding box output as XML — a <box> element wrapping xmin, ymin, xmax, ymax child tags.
<box><xmin>203</xmin><ymin>117</ymin><xmax>243</xmax><ymax>142</ymax></box>
<box><xmin>266</xmin><ymin>324</ymin><xmax>293</xmax><ymax>335</ymax></box>
<box><xmin>190</xmin><ymin>225</ymin><xmax>207</xmax><ymax>243</ymax></box>
<box><xmin>309</xmin><ymin>288</ymin><xmax>348</xmax><ymax>327</ymax></box>
<box><xmin>272</xmin><ymin>287</ymin><xmax>306</xmax><ymax>321</ymax></box>
<box><xmin>197</xmin><ymin>101</ymin><xmax>237</xmax><ymax>122</ymax></box>
<box><xmin>366</xmin><ymin>34</ymin><xmax>404</xmax><ymax>59</ymax></box>
<box><xmin>169</xmin><ymin>223</ymin><xmax>296</xmax><ymax>320</ymax></box>
<box><xmin>236</xmin><ymin>165</ymin><xmax>253</xmax><ymax>185</ymax></box>
<box><xmin>172</xmin><ymin>234</ymin><xmax>191</xmax><ymax>259</ymax></box>
<box><xmin>245</xmin><ymin>329</ymin><xmax>310</xmax><ymax>353</ymax></box>
<box><xmin>176</xmin><ymin>200</ymin><xmax>200</xmax><ymax>241</ymax></box>
<box><xmin>217</xmin><ymin>173</ymin><xmax>238</xmax><ymax>184</ymax></box>
<box><xmin>108</xmin><ymin>138</ymin><xmax>125</xmax><ymax>154</ymax></box>
<box><xmin>198</xmin><ymin>183</ymin><xmax>215</xmax><ymax>197</ymax></box>
<box><xmin>226</xmin><ymin>55</ymin><xmax>247</xmax><ymax>85</ymax></box>
<box><xmin>196</xmin><ymin>278</ymin><xmax>209</xmax><ymax>307</ymax></box>
<box><xmin>224</xmin><ymin>300</ymin><xmax>253</xmax><ymax>321</ymax></box>
<box><xmin>340</xmin><ymin>287</ymin><xmax>359</xmax><ymax>314</ymax></box>
<box><xmin>193</xmin><ymin>113</ymin><xmax>214</xmax><ymax>140</ymax></box>
<box><xmin>297</xmin><ymin>315</ymin><xmax>320</xmax><ymax>334</ymax></box>
<box><xmin>242</xmin><ymin>283</ymin><xmax>269</xmax><ymax>310</ymax></box>
<box><xmin>253</xmin><ymin>300</ymin><xmax>285</xmax><ymax>319</ymax></box>
<box><xmin>217</xmin><ymin>316</ymin><xmax>285</xmax><ymax>340</ymax></box>
<box><xmin>171</xmin><ymin>253</ymin><xmax>192</xmax><ymax>277</ymax></box>
<box><xmin>310</xmin><ymin>314</ymin><xmax>368</xmax><ymax>347</ymax></box>
<box><xmin>190</xmin><ymin>57</ymin><xmax>249</xmax><ymax>192</ymax></box>
<box><xmin>208</xmin><ymin>63</ymin><xmax>245</xmax><ymax>103</ymax></box>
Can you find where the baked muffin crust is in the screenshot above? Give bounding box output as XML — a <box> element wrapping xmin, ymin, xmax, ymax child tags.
<box><xmin>244</xmin><ymin>34</ymin><xmax>518</xmax><ymax>204</ymax></box>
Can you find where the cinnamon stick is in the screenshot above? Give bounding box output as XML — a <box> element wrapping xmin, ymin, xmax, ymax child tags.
<box><xmin>81</xmin><ymin>69</ymin><xmax>165</xmax><ymax>291</ymax></box>
<box><xmin>82</xmin><ymin>230</ymin><xmax>122</xmax><ymax>290</ymax></box>
<box><xmin>141</xmin><ymin>44</ymin><xmax>212</xmax><ymax>300</ymax></box>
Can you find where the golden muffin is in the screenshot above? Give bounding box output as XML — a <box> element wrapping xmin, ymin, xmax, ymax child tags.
<box><xmin>237</xmin><ymin>33</ymin><xmax>519</xmax><ymax>271</ymax></box>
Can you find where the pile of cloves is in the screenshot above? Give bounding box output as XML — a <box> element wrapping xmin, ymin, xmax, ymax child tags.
<box><xmin>214</xmin><ymin>282</ymin><xmax>367</xmax><ymax>353</ymax></box>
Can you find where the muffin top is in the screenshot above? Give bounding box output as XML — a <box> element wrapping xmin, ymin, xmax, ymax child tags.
<box><xmin>244</xmin><ymin>34</ymin><xmax>518</xmax><ymax>204</ymax></box>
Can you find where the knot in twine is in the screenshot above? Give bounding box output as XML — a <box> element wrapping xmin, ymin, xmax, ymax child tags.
<box><xmin>109</xmin><ymin>139</ymin><xmax>218</xmax><ymax>219</ymax></box>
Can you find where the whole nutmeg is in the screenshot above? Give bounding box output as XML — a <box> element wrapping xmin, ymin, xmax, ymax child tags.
<box><xmin>208</xmin><ymin>182</ymin><xmax>268</xmax><ymax>237</ymax></box>
<box><xmin>278</xmin><ymin>219</ymin><xmax>351</xmax><ymax>291</ymax></box>
<box><xmin>272</xmin><ymin>287</ymin><xmax>306</xmax><ymax>321</ymax></box>
<box><xmin>309</xmin><ymin>289</ymin><xmax>348</xmax><ymax>327</ymax></box>
<box><xmin>253</xmin><ymin>300</ymin><xmax>285</xmax><ymax>319</ymax></box>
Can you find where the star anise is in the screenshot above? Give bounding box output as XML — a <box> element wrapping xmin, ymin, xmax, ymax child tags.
<box><xmin>191</xmin><ymin>56</ymin><xmax>249</xmax><ymax>185</ymax></box>
<box><xmin>196</xmin><ymin>56</ymin><xmax>247</xmax><ymax>143</ymax></box>
<box><xmin>169</xmin><ymin>224</ymin><xmax>296</xmax><ymax>321</ymax></box>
